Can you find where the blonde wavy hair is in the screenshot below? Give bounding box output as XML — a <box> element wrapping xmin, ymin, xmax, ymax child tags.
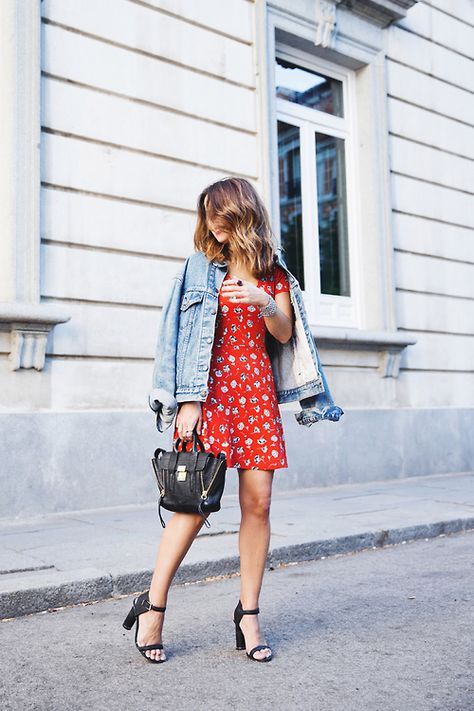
<box><xmin>193</xmin><ymin>177</ymin><xmax>278</xmax><ymax>279</ymax></box>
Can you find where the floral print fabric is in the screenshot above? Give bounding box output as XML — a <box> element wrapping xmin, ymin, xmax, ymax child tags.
<box><xmin>174</xmin><ymin>264</ymin><xmax>290</xmax><ymax>470</ymax></box>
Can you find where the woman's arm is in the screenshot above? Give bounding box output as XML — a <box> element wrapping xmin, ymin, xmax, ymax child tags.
<box><xmin>220</xmin><ymin>278</ymin><xmax>293</xmax><ymax>344</ymax></box>
<box><xmin>260</xmin><ymin>290</ymin><xmax>293</xmax><ymax>344</ymax></box>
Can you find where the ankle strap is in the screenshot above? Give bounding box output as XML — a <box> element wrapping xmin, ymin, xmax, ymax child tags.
<box><xmin>136</xmin><ymin>590</ymin><xmax>166</xmax><ymax>614</ymax></box>
<box><xmin>240</xmin><ymin>606</ymin><xmax>260</xmax><ymax>614</ymax></box>
<box><xmin>144</xmin><ymin>599</ymin><xmax>166</xmax><ymax>612</ymax></box>
<box><xmin>141</xmin><ymin>593</ymin><xmax>166</xmax><ymax>612</ymax></box>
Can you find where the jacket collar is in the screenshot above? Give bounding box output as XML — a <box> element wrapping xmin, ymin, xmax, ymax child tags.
<box><xmin>211</xmin><ymin>252</ymin><xmax>283</xmax><ymax>269</ymax></box>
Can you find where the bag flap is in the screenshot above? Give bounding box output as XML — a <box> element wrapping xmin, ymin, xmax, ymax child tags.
<box><xmin>155</xmin><ymin>449</ymin><xmax>213</xmax><ymax>472</ymax></box>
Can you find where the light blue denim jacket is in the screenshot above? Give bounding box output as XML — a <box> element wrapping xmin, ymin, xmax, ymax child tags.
<box><xmin>149</xmin><ymin>250</ymin><xmax>344</xmax><ymax>431</ymax></box>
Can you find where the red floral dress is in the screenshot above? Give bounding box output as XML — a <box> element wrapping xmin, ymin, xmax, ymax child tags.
<box><xmin>174</xmin><ymin>264</ymin><xmax>291</xmax><ymax>470</ymax></box>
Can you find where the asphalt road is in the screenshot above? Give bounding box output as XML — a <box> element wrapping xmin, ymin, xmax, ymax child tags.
<box><xmin>1</xmin><ymin>530</ymin><xmax>473</xmax><ymax>711</ymax></box>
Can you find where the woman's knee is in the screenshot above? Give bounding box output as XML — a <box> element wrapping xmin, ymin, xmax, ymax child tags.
<box><xmin>239</xmin><ymin>469</ymin><xmax>274</xmax><ymax>519</ymax></box>
<box><xmin>242</xmin><ymin>492</ymin><xmax>272</xmax><ymax>519</ymax></box>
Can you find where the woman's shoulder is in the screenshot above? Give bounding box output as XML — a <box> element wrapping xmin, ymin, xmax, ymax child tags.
<box><xmin>185</xmin><ymin>250</ymin><xmax>214</xmax><ymax>272</ymax></box>
<box><xmin>272</xmin><ymin>263</ymin><xmax>290</xmax><ymax>292</ymax></box>
<box><xmin>188</xmin><ymin>250</ymin><xmax>206</xmax><ymax>264</ymax></box>
<box><xmin>189</xmin><ymin>250</ymin><xmax>226</xmax><ymax>268</ymax></box>
<box><xmin>272</xmin><ymin>262</ymin><xmax>287</xmax><ymax>278</ymax></box>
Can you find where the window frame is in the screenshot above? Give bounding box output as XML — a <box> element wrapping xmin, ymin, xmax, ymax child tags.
<box><xmin>272</xmin><ymin>44</ymin><xmax>362</xmax><ymax>328</ymax></box>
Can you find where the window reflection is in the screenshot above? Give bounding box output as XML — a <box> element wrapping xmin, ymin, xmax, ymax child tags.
<box><xmin>277</xmin><ymin>121</ymin><xmax>305</xmax><ymax>290</ymax></box>
<box><xmin>315</xmin><ymin>133</ymin><xmax>350</xmax><ymax>296</ymax></box>
<box><xmin>275</xmin><ymin>57</ymin><xmax>344</xmax><ymax>117</ymax></box>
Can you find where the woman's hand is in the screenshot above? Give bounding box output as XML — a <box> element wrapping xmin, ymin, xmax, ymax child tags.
<box><xmin>176</xmin><ymin>401</ymin><xmax>202</xmax><ymax>441</ymax></box>
<box><xmin>220</xmin><ymin>278</ymin><xmax>269</xmax><ymax>307</ymax></box>
<box><xmin>221</xmin><ymin>276</ymin><xmax>293</xmax><ymax>344</ymax></box>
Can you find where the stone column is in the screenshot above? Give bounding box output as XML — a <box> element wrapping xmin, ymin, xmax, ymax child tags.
<box><xmin>0</xmin><ymin>1</ymin><xmax>69</xmax><ymax>370</ymax></box>
<box><xmin>0</xmin><ymin>0</ymin><xmax>41</xmax><ymax>303</ymax></box>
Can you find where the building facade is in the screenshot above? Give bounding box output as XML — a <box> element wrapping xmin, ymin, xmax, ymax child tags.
<box><xmin>0</xmin><ymin>0</ymin><xmax>473</xmax><ymax>517</ymax></box>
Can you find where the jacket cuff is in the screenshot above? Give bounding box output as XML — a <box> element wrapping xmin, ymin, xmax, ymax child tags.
<box><xmin>148</xmin><ymin>388</ymin><xmax>178</xmax><ymax>431</ymax></box>
<box><xmin>294</xmin><ymin>404</ymin><xmax>344</xmax><ymax>427</ymax></box>
<box><xmin>148</xmin><ymin>387</ymin><xmax>177</xmax><ymax>411</ymax></box>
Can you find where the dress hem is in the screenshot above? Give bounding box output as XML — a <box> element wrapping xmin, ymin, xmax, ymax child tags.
<box><xmin>231</xmin><ymin>463</ymin><xmax>288</xmax><ymax>471</ymax></box>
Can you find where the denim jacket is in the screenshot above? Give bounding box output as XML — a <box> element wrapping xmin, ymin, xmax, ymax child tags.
<box><xmin>149</xmin><ymin>250</ymin><xmax>344</xmax><ymax>431</ymax></box>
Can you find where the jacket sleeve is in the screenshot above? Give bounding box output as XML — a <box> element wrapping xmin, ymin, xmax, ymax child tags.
<box><xmin>148</xmin><ymin>258</ymin><xmax>188</xmax><ymax>432</ymax></box>
<box><xmin>277</xmin><ymin>251</ymin><xmax>345</xmax><ymax>427</ymax></box>
<box><xmin>295</xmin><ymin>365</ymin><xmax>345</xmax><ymax>426</ymax></box>
<box><xmin>295</xmin><ymin>314</ymin><xmax>344</xmax><ymax>426</ymax></box>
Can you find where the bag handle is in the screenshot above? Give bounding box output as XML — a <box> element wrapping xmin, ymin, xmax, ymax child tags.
<box><xmin>173</xmin><ymin>429</ymin><xmax>206</xmax><ymax>453</ymax></box>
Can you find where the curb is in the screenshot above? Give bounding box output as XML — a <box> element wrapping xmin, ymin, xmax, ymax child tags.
<box><xmin>2</xmin><ymin>516</ymin><xmax>473</xmax><ymax>620</ymax></box>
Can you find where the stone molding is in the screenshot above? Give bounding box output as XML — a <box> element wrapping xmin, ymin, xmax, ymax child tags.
<box><xmin>312</xmin><ymin>325</ymin><xmax>417</xmax><ymax>378</ymax></box>
<box><xmin>312</xmin><ymin>0</ymin><xmax>418</xmax><ymax>49</ymax></box>
<box><xmin>314</xmin><ymin>0</ymin><xmax>340</xmax><ymax>47</ymax></box>
<box><xmin>0</xmin><ymin>303</ymin><xmax>71</xmax><ymax>371</ymax></box>
<box><xmin>337</xmin><ymin>0</ymin><xmax>418</xmax><ymax>28</ymax></box>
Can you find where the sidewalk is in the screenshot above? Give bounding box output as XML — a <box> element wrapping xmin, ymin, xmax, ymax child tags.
<box><xmin>1</xmin><ymin>471</ymin><xmax>473</xmax><ymax>619</ymax></box>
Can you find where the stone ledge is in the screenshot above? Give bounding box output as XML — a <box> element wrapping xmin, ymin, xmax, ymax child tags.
<box><xmin>311</xmin><ymin>325</ymin><xmax>417</xmax><ymax>378</ymax></box>
<box><xmin>338</xmin><ymin>0</ymin><xmax>418</xmax><ymax>28</ymax></box>
<box><xmin>0</xmin><ymin>302</ymin><xmax>71</xmax><ymax>371</ymax></box>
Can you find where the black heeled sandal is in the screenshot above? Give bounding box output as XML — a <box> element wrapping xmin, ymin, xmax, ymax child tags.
<box><xmin>122</xmin><ymin>590</ymin><xmax>167</xmax><ymax>664</ymax></box>
<box><xmin>233</xmin><ymin>599</ymin><xmax>273</xmax><ymax>662</ymax></box>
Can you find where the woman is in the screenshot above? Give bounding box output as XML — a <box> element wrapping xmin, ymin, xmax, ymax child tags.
<box><xmin>123</xmin><ymin>177</ymin><xmax>340</xmax><ymax>664</ymax></box>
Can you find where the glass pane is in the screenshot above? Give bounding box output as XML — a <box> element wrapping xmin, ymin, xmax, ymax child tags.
<box><xmin>275</xmin><ymin>57</ymin><xmax>344</xmax><ymax>117</ymax></box>
<box><xmin>315</xmin><ymin>133</ymin><xmax>350</xmax><ymax>296</ymax></box>
<box><xmin>277</xmin><ymin>121</ymin><xmax>305</xmax><ymax>290</ymax></box>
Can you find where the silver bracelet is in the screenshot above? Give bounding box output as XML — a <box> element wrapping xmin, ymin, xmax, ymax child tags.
<box><xmin>259</xmin><ymin>293</ymin><xmax>278</xmax><ymax>317</ymax></box>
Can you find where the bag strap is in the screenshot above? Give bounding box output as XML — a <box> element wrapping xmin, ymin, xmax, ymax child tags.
<box><xmin>157</xmin><ymin>498</ymin><xmax>166</xmax><ymax>528</ymax></box>
<box><xmin>173</xmin><ymin>432</ymin><xmax>206</xmax><ymax>452</ymax></box>
<box><xmin>198</xmin><ymin>500</ymin><xmax>212</xmax><ymax>527</ymax></box>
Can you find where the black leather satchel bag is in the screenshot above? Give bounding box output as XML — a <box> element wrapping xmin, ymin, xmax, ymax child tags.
<box><xmin>151</xmin><ymin>425</ymin><xmax>227</xmax><ymax>529</ymax></box>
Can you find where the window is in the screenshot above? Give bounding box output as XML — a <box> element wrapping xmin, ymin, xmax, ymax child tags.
<box><xmin>274</xmin><ymin>50</ymin><xmax>356</xmax><ymax>327</ymax></box>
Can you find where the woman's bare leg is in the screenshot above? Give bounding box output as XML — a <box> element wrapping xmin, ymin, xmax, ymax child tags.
<box><xmin>237</xmin><ymin>468</ymin><xmax>274</xmax><ymax>660</ymax></box>
<box><xmin>137</xmin><ymin>511</ymin><xmax>208</xmax><ymax>661</ymax></box>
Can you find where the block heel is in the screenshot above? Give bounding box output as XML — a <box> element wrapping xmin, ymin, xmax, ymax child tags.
<box><xmin>122</xmin><ymin>590</ymin><xmax>167</xmax><ymax>664</ymax></box>
<box><xmin>233</xmin><ymin>599</ymin><xmax>273</xmax><ymax>662</ymax></box>
<box><xmin>235</xmin><ymin>619</ymin><xmax>246</xmax><ymax>650</ymax></box>
<box><xmin>122</xmin><ymin>606</ymin><xmax>137</xmax><ymax>630</ymax></box>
